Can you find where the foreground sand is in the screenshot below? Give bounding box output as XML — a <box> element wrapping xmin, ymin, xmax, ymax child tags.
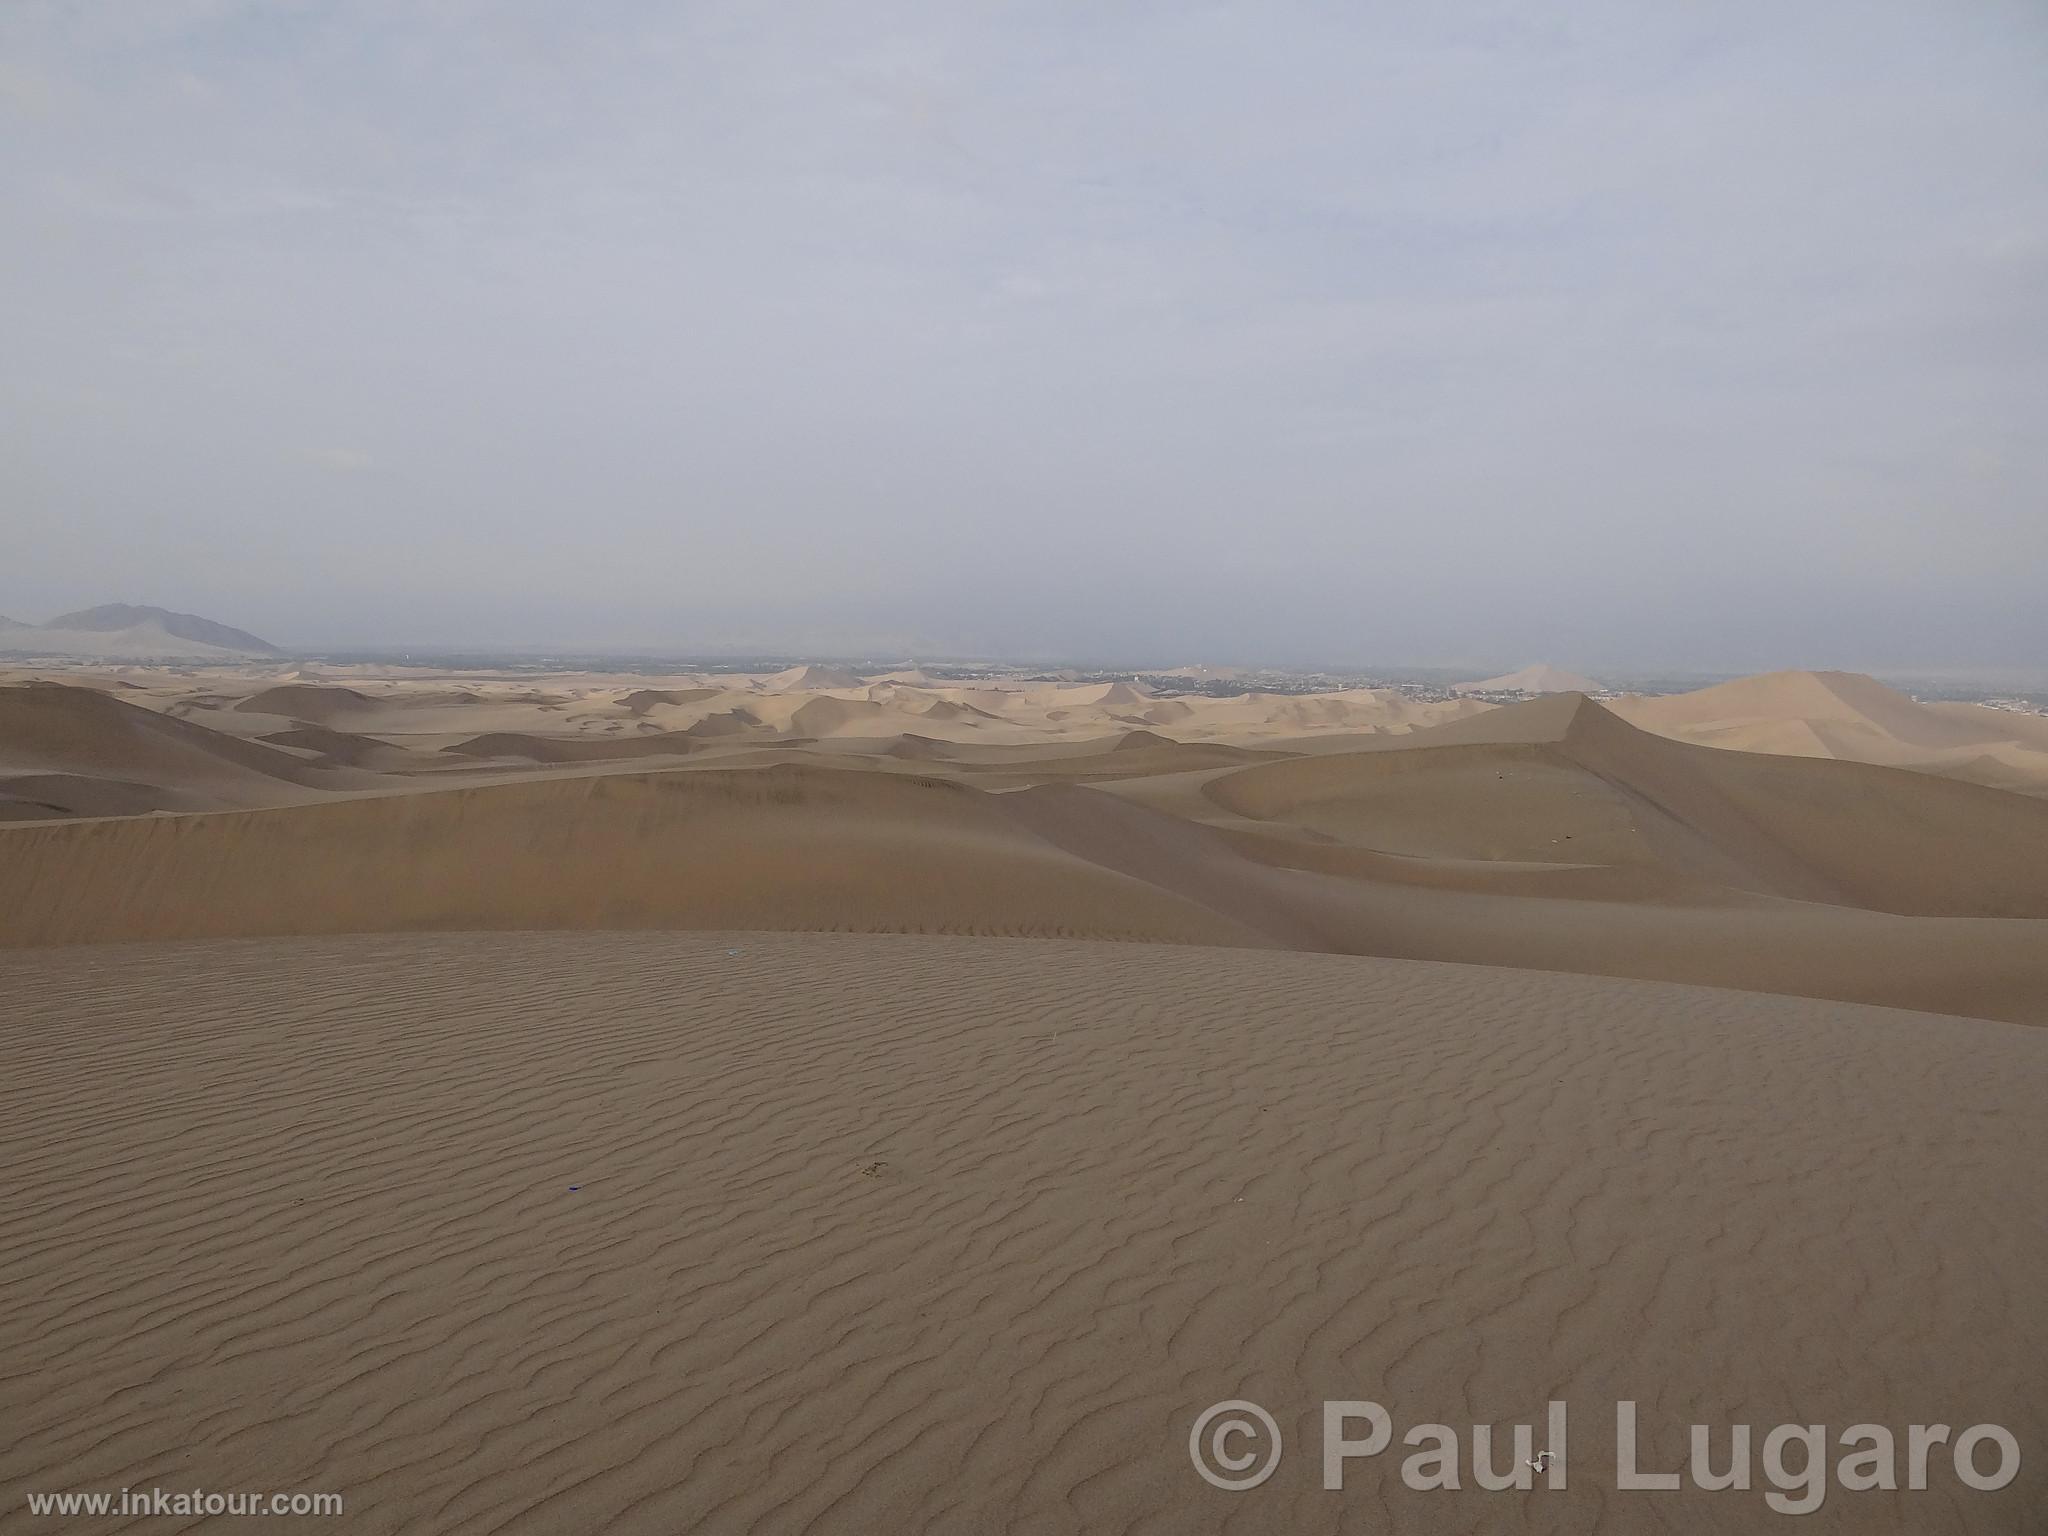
<box><xmin>2</xmin><ymin>932</ymin><xmax>2042</xmax><ymax>1534</ymax></box>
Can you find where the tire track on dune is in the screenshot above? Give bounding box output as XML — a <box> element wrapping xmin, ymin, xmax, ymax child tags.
<box><xmin>0</xmin><ymin>934</ymin><xmax>2044</xmax><ymax>1534</ymax></box>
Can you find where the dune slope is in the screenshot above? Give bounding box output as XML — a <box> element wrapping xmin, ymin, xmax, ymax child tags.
<box><xmin>0</xmin><ymin>932</ymin><xmax>2041</xmax><ymax>1535</ymax></box>
<box><xmin>0</xmin><ymin>765</ymin><xmax>1260</xmax><ymax>949</ymax></box>
<box><xmin>5</xmin><ymin>733</ymin><xmax>2046</xmax><ymax>1022</ymax></box>
<box><xmin>1205</xmin><ymin>694</ymin><xmax>2048</xmax><ymax>916</ymax></box>
<box><xmin>1610</xmin><ymin>671</ymin><xmax>2048</xmax><ymax>792</ymax></box>
<box><xmin>0</xmin><ymin>682</ymin><xmax>355</xmax><ymax>814</ymax></box>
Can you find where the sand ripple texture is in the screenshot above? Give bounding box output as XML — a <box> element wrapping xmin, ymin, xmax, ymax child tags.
<box><xmin>2</xmin><ymin>932</ymin><xmax>2043</xmax><ymax>1534</ymax></box>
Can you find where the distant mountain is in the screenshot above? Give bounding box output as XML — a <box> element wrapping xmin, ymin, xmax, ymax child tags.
<box><xmin>1453</xmin><ymin>663</ymin><xmax>1602</xmax><ymax>695</ymax></box>
<box><xmin>41</xmin><ymin>604</ymin><xmax>280</xmax><ymax>654</ymax></box>
<box><xmin>0</xmin><ymin>605</ymin><xmax>281</xmax><ymax>660</ymax></box>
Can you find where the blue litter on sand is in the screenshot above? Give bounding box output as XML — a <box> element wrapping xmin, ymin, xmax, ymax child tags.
<box><xmin>568</xmin><ymin>1185</ymin><xmax>581</xmax><ymax>1192</ymax></box>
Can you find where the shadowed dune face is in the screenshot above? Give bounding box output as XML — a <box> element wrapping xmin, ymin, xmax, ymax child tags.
<box><xmin>1204</xmin><ymin>694</ymin><xmax>2048</xmax><ymax>916</ymax></box>
<box><xmin>2</xmin><ymin>932</ymin><xmax>2042</xmax><ymax>1534</ymax></box>
<box><xmin>0</xmin><ymin>772</ymin><xmax>176</xmax><ymax>821</ymax></box>
<box><xmin>683</xmin><ymin>707</ymin><xmax>761</xmax><ymax>737</ymax></box>
<box><xmin>0</xmin><ymin>766</ymin><xmax>1266</xmax><ymax>951</ymax></box>
<box><xmin>0</xmin><ymin>681</ymin><xmax>357</xmax><ymax>814</ymax></box>
<box><xmin>619</xmin><ymin>686</ymin><xmax>721</xmax><ymax>714</ymax></box>
<box><xmin>256</xmin><ymin>724</ymin><xmax>415</xmax><ymax>769</ymax></box>
<box><xmin>234</xmin><ymin>682</ymin><xmax>377</xmax><ymax>724</ymax></box>
<box><xmin>1206</xmin><ymin>741</ymin><xmax>1654</xmax><ymax>864</ymax></box>
<box><xmin>439</xmin><ymin>731</ymin><xmax>702</xmax><ymax>764</ymax></box>
<box><xmin>1</xmin><ymin>682</ymin><xmax>314</xmax><ymax>782</ymax></box>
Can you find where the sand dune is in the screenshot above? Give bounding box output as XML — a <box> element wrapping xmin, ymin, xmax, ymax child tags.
<box><xmin>882</xmin><ymin>732</ymin><xmax>954</xmax><ymax>760</ymax></box>
<box><xmin>1038</xmin><ymin>679</ymin><xmax>1156</xmax><ymax>709</ymax></box>
<box><xmin>1453</xmin><ymin>661</ymin><xmax>1601</xmax><ymax>693</ymax></box>
<box><xmin>5</xmin><ymin>699</ymin><xmax>2047</xmax><ymax>1021</ymax></box>
<box><xmin>0</xmin><ymin>766</ymin><xmax>1260</xmax><ymax>949</ymax></box>
<box><xmin>1</xmin><ymin>932</ymin><xmax>2040</xmax><ymax>1535</ymax></box>
<box><xmin>1206</xmin><ymin>693</ymin><xmax>2048</xmax><ymax>916</ymax></box>
<box><xmin>0</xmin><ymin>772</ymin><xmax>181</xmax><ymax>822</ymax></box>
<box><xmin>784</xmin><ymin>694</ymin><xmax>892</xmax><ymax>737</ymax></box>
<box><xmin>762</xmin><ymin>663</ymin><xmax>865</xmax><ymax>690</ymax></box>
<box><xmin>1198</xmin><ymin>687</ymin><xmax>1485</xmax><ymax>737</ymax></box>
<box><xmin>1</xmin><ymin>683</ymin><xmax>315</xmax><ymax>781</ymax></box>
<box><xmin>0</xmin><ymin>682</ymin><xmax>358</xmax><ymax>815</ymax></box>
<box><xmin>868</xmin><ymin>666</ymin><xmax>945</xmax><ymax>686</ymax></box>
<box><xmin>918</xmin><ymin>697</ymin><xmax>999</xmax><ymax>722</ymax></box>
<box><xmin>923</xmin><ymin>737</ymin><xmax>1278</xmax><ymax>783</ymax></box>
<box><xmin>440</xmin><ymin>731</ymin><xmax>702</xmax><ymax>764</ymax></box>
<box><xmin>1931</xmin><ymin>699</ymin><xmax>2048</xmax><ymax>750</ymax></box>
<box><xmin>1112</xmin><ymin>727</ymin><xmax>1176</xmax><ymax>750</ymax></box>
<box><xmin>1618</xmin><ymin>670</ymin><xmax>1975</xmax><ymax>746</ymax></box>
<box><xmin>4</xmin><ymin>670</ymin><xmax>2046</xmax><ymax>1026</ymax></box>
<box><xmin>236</xmin><ymin>682</ymin><xmax>379</xmax><ymax>724</ymax></box>
<box><xmin>683</xmin><ymin>706</ymin><xmax>763</xmax><ymax>738</ymax></box>
<box><xmin>1917</xmin><ymin>747</ymin><xmax>2048</xmax><ymax>796</ymax></box>
<box><xmin>618</xmin><ymin>685</ymin><xmax>722</xmax><ymax>714</ymax></box>
<box><xmin>1611</xmin><ymin>670</ymin><xmax>2048</xmax><ymax>791</ymax></box>
<box><xmin>256</xmin><ymin>724</ymin><xmax>417</xmax><ymax>770</ymax></box>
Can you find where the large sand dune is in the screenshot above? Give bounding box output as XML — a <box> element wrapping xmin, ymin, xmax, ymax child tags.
<box><xmin>1</xmin><ymin>933</ymin><xmax>2041</xmax><ymax>1534</ymax></box>
<box><xmin>4</xmin><ymin>690</ymin><xmax>2047</xmax><ymax>1022</ymax></box>
<box><xmin>1206</xmin><ymin>692</ymin><xmax>2048</xmax><ymax>915</ymax></box>
<box><xmin>0</xmin><ymin>681</ymin><xmax>361</xmax><ymax>816</ymax></box>
<box><xmin>1611</xmin><ymin>670</ymin><xmax>2048</xmax><ymax>792</ymax></box>
<box><xmin>0</xmin><ymin>766</ymin><xmax>1261</xmax><ymax>950</ymax></box>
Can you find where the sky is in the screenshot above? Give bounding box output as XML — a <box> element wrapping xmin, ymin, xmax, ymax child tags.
<box><xmin>3</xmin><ymin>0</ymin><xmax>2045</xmax><ymax>669</ymax></box>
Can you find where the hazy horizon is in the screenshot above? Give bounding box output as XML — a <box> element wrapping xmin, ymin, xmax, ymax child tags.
<box><xmin>5</xmin><ymin>1</ymin><xmax>2045</xmax><ymax>672</ymax></box>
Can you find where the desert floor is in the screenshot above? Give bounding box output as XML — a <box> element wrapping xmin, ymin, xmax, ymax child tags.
<box><xmin>2</xmin><ymin>664</ymin><xmax>2045</xmax><ymax>1531</ymax></box>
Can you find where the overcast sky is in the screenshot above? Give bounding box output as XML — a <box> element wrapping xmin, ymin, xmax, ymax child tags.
<box><xmin>3</xmin><ymin>0</ymin><xmax>2044</xmax><ymax>668</ymax></box>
